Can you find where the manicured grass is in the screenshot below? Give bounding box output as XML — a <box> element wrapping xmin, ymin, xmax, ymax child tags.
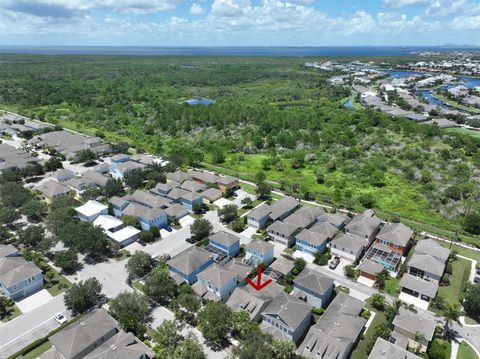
<box><xmin>432</xmin><ymin>93</ymin><xmax>480</xmax><ymax>114</ymax></box>
<box><xmin>437</xmin><ymin>258</ymin><xmax>471</xmax><ymax>306</ymax></box>
<box><xmin>351</xmin><ymin>311</ymin><xmax>387</xmax><ymax>359</ymax></box>
<box><xmin>44</xmin><ymin>266</ymin><xmax>72</xmax><ymax>296</ymax></box>
<box><xmin>435</xmin><ymin>240</ymin><xmax>480</xmax><ymax>262</ymax></box>
<box><xmin>458</xmin><ymin>341</ymin><xmax>479</xmax><ymax>359</ymax></box>
<box><xmin>22</xmin><ymin>341</ymin><xmax>52</xmax><ymax>359</ymax></box>
<box><xmin>384</xmin><ymin>277</ymin><xmax>400</xmax><ymax>297</ymax></box>
<box><xmin>0</xmin><ymin>304</ymin><xmax>22</xmax><ymax>322</ymax></box>
<box><xmin>132</xmin><ymin>281</ymin><xmax>145</xmax><ymax>292</ymax></box>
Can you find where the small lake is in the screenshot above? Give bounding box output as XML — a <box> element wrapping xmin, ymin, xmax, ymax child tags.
<box><xmin>185</xmin><ymin>98</ymin><xmax>215</xmax><ymax>106</ymax></box>
<box><xmin>344</xmin><ymin>98</ymin><xmax>354</xmax><ymax>109</ymax></box>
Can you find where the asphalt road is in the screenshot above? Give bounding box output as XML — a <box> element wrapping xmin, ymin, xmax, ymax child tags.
<box><xmin>0</xmin><ymin>294</ymin><xmax>70</xmax><ymax>358</ymax></box>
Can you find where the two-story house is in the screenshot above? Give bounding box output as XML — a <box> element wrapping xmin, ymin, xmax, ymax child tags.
<box><xmin>180</xmin><ymin>191</ymin><xmax>204</xmax><ymax>213</ymax></box>
<box><xmin>167</xmin><ymin>247</ymin><xmax>214</xmax><ymax>284</ymax></box>
<box><xmin>150</xmin><ymin>181</ymin><xmax>180</xmax><ymax>196</ymax></box>
<box><xmin>209</xmin><ymin>231</ymin><xmax>241</xmax><ymax>257</ymax></box>
<box><xmin>216</xmin><ymin>175</ymin><xmax>239</xmax><ymax>193</ymax></box>
<box><xmin>316</xmin><ymin>212</ymin><xmax>351</xmax><ymax>230</ymax></box>
<box><xmin>247</xmin><ymin>203</ymin><xmax>272</xmax><ymax>229</ymax></box>
<box><xmin>392</xmin><ymin>308</ymin><xmax>436</xmax><ymax>353</ymax></box>
<box><xmin>375</xmin><ymin>222</ymin><xmax>413</xmax><ymax>255</ymax></box>
<box><xmin>0</xmin><ymin>256</ymin><xmax>43</xmax><ymax>300</ymax></box>
<box><xmin>122</xmin><ymin>203</ymin><xmax>167</xmax><ymax>230</ymax></box>
<box><xmin>369</xmin><ymin>338</ymin><xmax>422</xmax><ymax>359</ymax></box>
<box><xmin>267</xmin><ymin>220</ymin><xmax>300</xmax><ymax>247</ymax></box>
<box><xmin>245</xmin><ymin>240</ymin><xmax>275</xmax><ymax>266</ymax></box>
<box><xmin>297</xmin><ymin>293</ymin><xmax>367</xmax><ymax>359</ymax></box>
<box><xmin>260</xmin><ymin>292</ymin><xmax>313</xmax><ymax>343</ymax></box>
<box><xmin>75</xmin><ymin>200</ymin><xmax>109</xmax><ymax>222</ymax></box>
<box><xmin>344</xmin><ymin>209</ymin><xmax>381</xmax><ymax>244</ymax></box>
<box><xmin>39</xmin><ymin>309</ymin><xmax>154</xmax><ymax>359</ymax></box>
<box><xmin>192</xmin><ymin>263</ymin><xmax>238</xmax><ymax>302</ymax></box>
<box><xmin>330</xmin><ymin>233</ymin><xmax>366</xmax><ymax>262</ymax></box>
<box><xmin>109</xmin><ymin>160</ymin><xmax>144</xmax><ymax>180</ymax></box>
<box><xmin>293</xmin><ymin>268</ymin><xmax>334</xmax><ymax>308</ymax></box>
<box><xmin>295</xmin><ymin>229</ymin><xmax>330</xmax><ymax>256</ymax></box>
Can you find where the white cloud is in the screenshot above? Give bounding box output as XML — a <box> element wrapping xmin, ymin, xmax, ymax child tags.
<box><xmin>451</xmin><ymin>15</ymin><xmax>480</xmax><ymax>30</ymax></box>
<box><xmin>190</xmin><ymin>3</ymin><xmax>204</xmax><ymax>15</ymax></box>
<box><xmin>383</xmin><ymin>0</ymin><xmax>429</xmax><ymax>8</ymax></box>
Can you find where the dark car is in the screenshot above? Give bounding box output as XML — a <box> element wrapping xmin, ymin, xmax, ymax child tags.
<box><xmin>164</xmin><ymin>226</ymin><xmax>173</xmax><ymax>232</ymax></box>
<box><xmin>138</xmin><ymin>239</ymin><xmax>147</xmax><ymax>246</ymax></box>
<box><xmin>329</xmin><ymin>256</ymin><xmax>341</xmax><ymax>270</ymax></box>
<box><xmin>185</xmin><ymin>237</ymin><xmax>195</xmax><ymax>244</ymax></box>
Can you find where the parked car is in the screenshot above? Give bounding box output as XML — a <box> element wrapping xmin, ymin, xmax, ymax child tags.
<box><xmin>185</xmin><ymin>237</ymin><xmax>195</xmax><ymax>244</ymax></box>
<box><xmin>53</xmin><ymin>312</ymin><xmax>67</xmax><ymax>325</ymax></box>
<box><xmin>138</xmin><ymin>239</ymin><xmax>147</xmax><ymax>246</ymax></box>
<box><xmin>329</xmin><ymin>256</ymin><xmax>341</xmax><ymax>270</ymax></box>
<box><xmin>164</xmin><ymin>226</ymin><xmax>173</xmax><ymax>232</ymax></box>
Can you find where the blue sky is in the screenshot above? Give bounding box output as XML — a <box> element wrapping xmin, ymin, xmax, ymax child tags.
<box><xmin>1</xmin><ymin>0</ymin><xmax>479</xmax><ymax>46</ymax></box>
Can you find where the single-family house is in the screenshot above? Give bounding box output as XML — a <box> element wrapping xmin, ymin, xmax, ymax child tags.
<box><xmin>181</xmin><ymin>191</ymin><xmax>203</xmax><ymax>212</ymax></box>
<box><xmin>180</xmin><ymin>180</ymin><xmax>207</xmax><ymax>193</ymax></box>
<box><xmin>269</xmin><ymin>197</ymin><xmax>299</xmax><ymax>222</ymax></box>
<box><xmin>166</xmin><ymin>170</ymin><xmax>191</xmax><ymax>184</ymax></box>
<box><xmin>81</xmin><ymin>170</ymin><xmax>109</xmax><ymax>188</ymax></box>
<box><xmin>107</xmin><ymin>226</ymin><xmax>141</xmax><ymax>248</ymax></box>
<box><xmin>51</xmin><ymin>168</ymin><xmax>75</xmax><ymax>182</ymax></box>
<box><xmin>93</xmin><ymin>214</ymin><xmax>124</xmax><ymax>232</ymax></box>
<box><xmin>316</xmin><ymin>212</ymin><xmax>351</xmax><ymax>229</ymax></box>
<box><xmin>295</xmin><ymin>229</ymin><xmax>330</xmax><ymax>256</ymax></box>
<box><xmin>375</xmin><ymin>222</ymin><xmax>413</xmax><ymax>255</ymax></box>
<box><xmin>36</xmin><ymin>180</ymin><xmax>71</xmax><ymax>201</ymax></box>
<box><xmin>122</xmin><ymin>203</ymin><xmax>167</xmax><ymax>230</ymax></box>
<box><xmin>245</xmin><ymin>240</ymin><xmax>274</xmax><ymax>266</ymax></box>
<box><xmin>39</xmin><ymin>308</ymin><xmax>154</xmax><ymax>359</ymax></box>
<box><xmin>128</xmin><ymin>190</ymin><xmax>171</xmax><ymax>209</ymax></box>
<box><xmin>400</xmin><ymin>273</ymin><xmax>439</xmax><ymax>303</ymax></box>
<box><xmin>247</xmin><ymin>204</ymin><xmax>272</xmax><ymax>229</ymax></box>
<box><xmin>193</xmin><ymin>263</ymin><xmax>238</xmax><ymax>302</ymax></box>
<box><xmin>267</xmin><ymin>220</ymin><xmax>300</xmax><ymax>247</ymax></box>
<box><xmin>0</xmin><ymin>256</ymin><xmax>43</xmax><ymax>300</ymax></box>
<box><xmin>150</xmin><ymin>181</ymin><xmax>179</xmax><ymax>196</ymax></box>
<box><xmin>344</xmin><ymin>209</ymin><xmax>381</xmax><ymax>243</ymax></box>
<box><xmin>406</xmin><ymin>239</ymin><xmax>450</xmax><ymax>283</ymax></box>
<box><xmin>168</xmin><ymin>248</ymin><xmax>214</xmax><ymax>284</ymax></box>
<box><xmin>285</xmin><ymin>206</ymin><xmax>325</xmax><ymax>228</ymax></box>
<box><xmin>358</xmin><ymin>260</ymin><xmax>385</xmax><ymax>281</ymax></box>
<box><xmin>297</xmin><ymin>293</ymin><xmax>367</xmax><ymax>359</ymax></box>
<box><xmin>226</xmin><ymin>281</ymin><xmax>284</xmax><ymax>321</ymax></box>
<box><xmin>393</xmin><ymin>308</ymin><xmax>436</xmax><ymax>352</ymax></box>
<box><xmin>309</xmin><ymin>221</ymin><xmax>339</xmax><ymax>239</ymax></box>
<box><xmin>202</xmin><ymin>187</ymin><xmax>223</xmax><ymax>204</ymax></box>
<box><xmin>209</xmin><ymin>231</ymin><xmax>240</xmax><ymax>257</ymax></box>
<box><xmin>75</xmin><ymin>200</ymin><xmax>109</xmax><ymax>222</ymax></box>
<box><xmin>110</xmin><ymin>153</ymin><xmax>130</xmax><ymax>164</ymax></box>
<box><xmin>188</xmin><ymin>170</ymin><xmax>219</xmax><ymax>185</ymax></box>
<box><xmin>165</xmin><ymin>187</ymin><xmax>189</xmax><ymax>202</ymax></box>
<box><xmin>216</xmin><ymin>175</ymin><xmax>239</xmax><ymax>193</ymax></box>
<box><xmin>260</xmin><ymin>292</ymin><xmax>313</xmax><ymax>343</ymax></box>
<box><xmin>330</xmin><ymin>233</ymin><xmax>366</xmax><ymax>262</ymax></box>
<box><xmin>165</xmin><ymin>204</ymin><xmax>188</xmax><ymax>220</ymax></box>
<box><xmin>369</xmin><ymin>338</ymin><xmax>422</xmax><ymax>359</ymax></box>
<box><xmin>293</xmin><ymin>268</ymin><xmax>334</xmax><ymax>308</ymax></box>
<box><xmin>110</xmin><ymin>160</ymin><xmax>144</xmax><ymax>180</ymax></box>
<box><xmin>110</xmin><ymin>196</ymin><xmax>130</xmax><ymax>217</ymax></box>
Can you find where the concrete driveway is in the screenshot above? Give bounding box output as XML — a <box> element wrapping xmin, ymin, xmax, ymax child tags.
<box><xmin>16</xmin><ymin>289</ymin><xmax>53</xmax><ymax>313</ymax></box>
<box><xmin>143</xmin><ymin>224</ymin><xmax>193</xmax><ymax>258</ymax></box>
<box><xmin>0</xmin><ymin>294</ymin><xmax>70</xmax><ymax>358</ymax></box>
<box><xmin>213</xmin><ymin>198</ymin><xmax>232</xmax><ymax>209</ymax></box>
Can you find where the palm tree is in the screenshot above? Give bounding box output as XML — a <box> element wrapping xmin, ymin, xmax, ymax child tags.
<box><xmin>443</xmin><ymin>303</ymin><xmax>462</xmax><ymax>339</ymax></box>
<box><xmin>370</xmin><ymin>293</ymin><xmax>386</xmax><ymax>311</ymax></box>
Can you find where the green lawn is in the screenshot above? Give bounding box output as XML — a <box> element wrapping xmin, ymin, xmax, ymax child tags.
<box><xmin>458</xmin><ymin>342</ymin><xmax>479</xmax><ymax>359</ymax></box>
<box><xmin>350</xmin><ymin>311</ymin><xmax>387</xmax><ymax>359</ymax></box>
<box><xmin>22</xmin><ymin>341</ymin><xmax>52</xmax><ymax>359</ymax></box>
<box><xmin>437</xmin><ymin>258</ymin><xmax>471</xmax><ymax>306</ymax></box>
<box><xmin>132</xmin><ymin>281</ymin><xmax>145</xmax><ymax>292</ymax></box>
<box><xmin>432</xmin><ymin>93</ymin><xmax>480</xmax><ymax>114</ymax></box>
<box><xmin>0</xmin><ymin>304</ymin><xmax>22</xmax><ymax>323</ymax></box>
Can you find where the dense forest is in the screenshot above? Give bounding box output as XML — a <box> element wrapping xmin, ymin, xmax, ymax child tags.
<box><xmin>1</xmin><ymin>54</ymin><xmax>479</xmax><ymax>243</ymax></box>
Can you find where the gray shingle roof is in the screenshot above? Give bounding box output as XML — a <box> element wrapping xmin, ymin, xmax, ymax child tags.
<box><xmin>202</xmin><ymin>187</ymin><xmax>223</xmax><ymax>201</ymax></box>
<box><xmin>0</xmin><ymin>244</ymin><xmax>18</xmax><ymax>258</ymax></box>
<box><xmin>216</xmin><ymin>175</ymin><xmax>238</xmax><ymax>186</ymax></box>
<box><xmin>122</xmin><ymin>202</ymin><xmax>165</xmax><ymax>221</ymax></box>
<box><xmin>414</xmin><ymin>239</ymin><xmax>450</xmax><ymax>262</ymax></box>
<box><xmin>377</xmin><ymin>223</ymin><xmax>413</xmax><ymax>247</ymax></box>
<box><xmin>316</xmin><ymin>212</ymin><xmax>351</xmax><ymax>227</ymax></box>
<box><xmin>309</xmin><ymin>221</ymin><xmax>339</xmax><ymax>239</ymax></box>
<box><xmin>358</xmin><ymin>260</ymin><xmax>384</xmax><ymax>276</ymax></box>
<box><xmin>247</xmin><ymin>240</ymin><xmax>274</xmax><ymax>254</ymax></box>
<box><xmin>167</xmin><ymin>247</ymin><xmax>213</xmax><ymax>275</ymax></box>
<box><xmin>247</xmin><ymin>203</ymin><xmax>271</xmax><ymax>221</ymax></box>
<box><xmin>369</xmin><ymin>338</ymin><xmax>422</xmax><ymax>359</ymax></box>
<box><xmin>128</xmin><ymin>190</ymin><xmax>171</xmax><ymax>209</ymax></box>
<box><xmin>223</xmin><ymin>259</ymin><xmax>251</xmax><ymax>281</ymax></box>
<box><xmin>295</xmin><ymin>229</ymin><xmax>329</xmax><ymax>247</ymax></box>
<box><xmin>267</xmin><ymin>220</ymin><xmax>299</xmax><ymax>237</ymax></box>
<box><xmin>151</xmin><ymin>181</ymin><xmax>180</xmax><ymax>195</ymax></box>
<box><xmin>210</xmin><ymin>231</ymin><xmax>240</xmax><ymax>247</ymax></box>
<box><xmin>180</xmin><ymin>180</ymin><xmax>207</xmax><ymax>193</ymax></box>
<box><xmin>261</xmin><ymin>292</ymin><xmax>313</xmax><ymax>330</ymax></box>
<box><xmin>400</xmin><ymin>273</ymin><xmax>439</xmax><ymax>298</ymax></box>
<box><xmin>345</xmin><ymin>210</ymin><xmax>381</xmax><ymax>237</ymax></box>
<box><xmin>197</xmin><ymin>263</ymin><xmax>237</xmax><ymax>288</ymax></box>
<box><xmin>84</xmin><ymin>331</ymin><xmax>155</xmax><ymax>359</ymax></box>
<box><xmin>294</xmin><ymin>268</ymin><xmax>334</xmax><ymax>295</ymax></box>
<box><xmin>268</xmin><ymin>258</ymin><xmax>294</xmax><ymax>275</ymax></box>
<box><xmin>283</xmin><ymin>213</ymin><xmax>314</xmax><ymax>228</ymax></box>
<box><xmin>166</xmin><ymin>170</ymin><xmax>191</xmax><ymax>183</ymax></box>
<box><xmin>36</xmin><ymin>180</ymin><xmax>71</xmax><ymax>198</ymax></box>
<box><xmin>393</xmin><ymin>308</ymin><xmax>436</xmax><ymax>341</ymax></box>
<box><xmin>48</xmin><ymin>309</ymin><xmax>118</xmax><ymax>359</ymax></box>
<box><xmin>0</xmin><ymin>256</ymin><xmax>42</xmax><ymax>287</ymax></box>
<box><xmin>269</xmin><ymin>197</ymin><xmax>299</xmax><ymax>220</ymax></box>
<box><xmin>408</xmin><ymin>253</ymin><xmax>445</xmax><ymax>277</ymax></box>
<box><xmin>331</xmin><ymin>233</ymin><xmax>365</xmax><ymax>253</ymax></box>
<box><xmin>297</xmin><ymin>293</ymin><xmax>367</xmax><ymax>359</ymax></box>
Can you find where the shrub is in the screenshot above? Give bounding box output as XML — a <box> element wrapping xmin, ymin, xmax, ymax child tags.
<box><xmin>312</xmin><ymin>307</ymin><xmax>324</xmax><ymax>316</ymax></box>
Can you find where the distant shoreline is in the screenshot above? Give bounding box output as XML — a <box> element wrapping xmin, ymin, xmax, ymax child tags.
<box><xmin>0</xmin><ymin>45</ymin><xmax>479</xmax><ymax>57</ymax></box>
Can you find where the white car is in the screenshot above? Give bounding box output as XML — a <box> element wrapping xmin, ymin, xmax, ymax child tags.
<box><xmin>53</xmin><ymin>312</ymin><xmax>67</xmax><ymax>325</ymax></box>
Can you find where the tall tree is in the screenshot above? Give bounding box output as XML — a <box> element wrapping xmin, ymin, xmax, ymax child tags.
<box><xmin>197</xmin><ymin>301</ymin><xmax>232</xmax><ymax>345</ymax></box>
<box><xmin>190</xmin><ymin>218</ymin><xmax>213</xmax><ymax>240</ymax></box>
<box><xmin>126</xmin><ymin>251</ymin><xmax>154</xmax><ymax>278</ymax></box>
<box><xmin>64</xmin><ymin>278</ymin><xmax>102</xmax><ymax>314</ymax></box>
<box><xmin>109</xmin><ymin>291</ymin><xmax>150</xmax><ymax>337</ymax></box>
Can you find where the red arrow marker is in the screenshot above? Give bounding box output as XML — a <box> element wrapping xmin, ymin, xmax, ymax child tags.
<box><xmin>246</xmin><ymin>266</ymin><xmax>272</xmax><ymax>291</ymax></box>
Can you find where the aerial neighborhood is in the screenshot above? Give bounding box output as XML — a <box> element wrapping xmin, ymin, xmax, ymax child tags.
<box><xmin>0</xmin><ymin>108</ymin><xmax>479</xmax><ymax>359</ymax></box>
